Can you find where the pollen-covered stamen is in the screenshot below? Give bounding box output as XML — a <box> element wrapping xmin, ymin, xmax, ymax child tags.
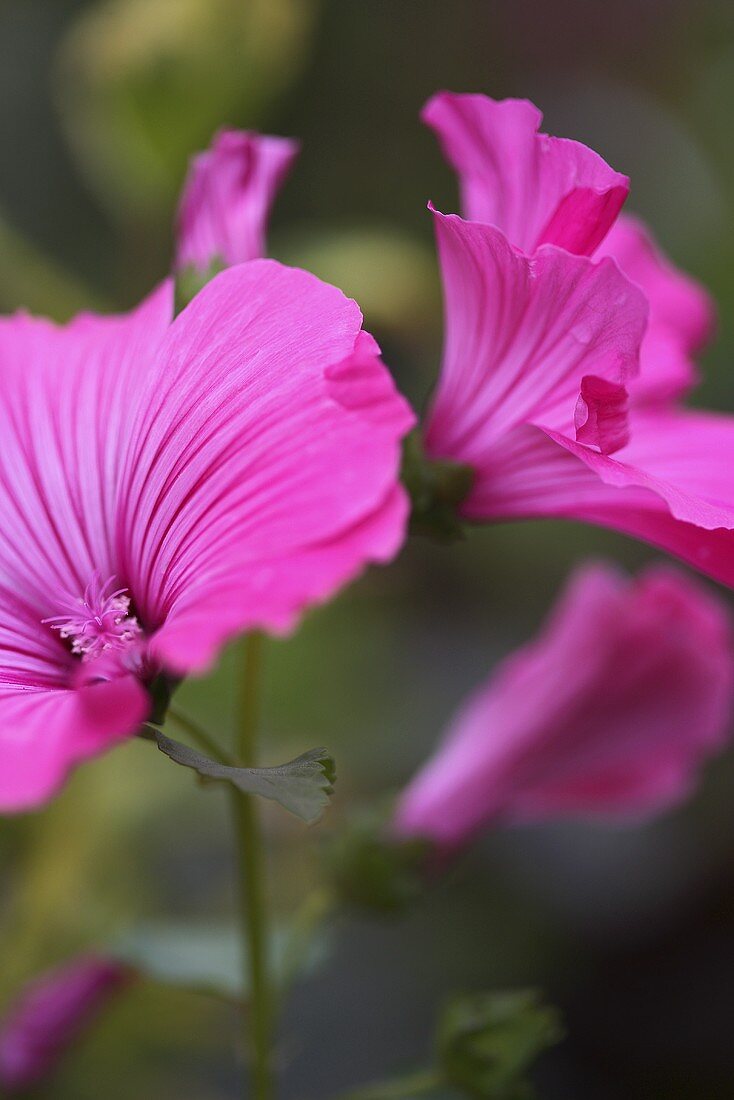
<box><xmin>43</xmin><ymin>573</ymin><xmax>142</xmax><ymax>663</ymax></box>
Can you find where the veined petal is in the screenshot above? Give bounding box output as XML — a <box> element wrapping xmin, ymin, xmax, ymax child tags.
<box><xmin>118</xmin><ymin>261</ymin><xmax>414</xmax><ymax>673</ymax></box>
<box><xmin>598</xmin><ymin>213</ymin><xmax>715</xmax><ymax>403</ymax></box>
<box><xmin>0</xmin><ymin>283</ymin><xmax>172</xmax><ymax>615</ymax></box>
<box><xmin>424</xmin><ymin>210</ymin><xmax>647</xmax><ymax>470</ymax></box>
<box><xmin>394</xmin><ymin>563</ymin><xmax>734</xmax><ymax>851</ymax></box>
<box><xmin>422</xmin><ymin>91</ymin><xmax>629</xmax><ymax>255</ymax></box>
<box><xmin>0</xmin><ymin>676</ymin><xmax>149</xmax><ymax>812</ymax></box>
<box><xmin>175</xmin><ymin>129</ymin><xmax>299</xmax><ymax>270</ymax></box>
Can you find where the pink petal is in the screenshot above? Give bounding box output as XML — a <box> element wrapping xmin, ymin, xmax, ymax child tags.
<box><xmin>119</xmin><ymin>261</ymin><xmax>414</xmax><ymax>674</ymax></box>
<box><xmin>422</xmin><ymin>91</ymin><xmax>629</xmax><ymax>255</ymax></box>
<box><xmin>175</xmin><ymin>129</ymin><xmax>299</xmax><ymax>270</ymax></box>
<box><xmin>597</xmin><ymin>213</ymin><xmax>715</xmax><ymax>403</ymax></box>
<box><xmin>0</xmin><ymin>676</ymin><xmax>149</xmax><ymax>812</ymax></box>
<box><xmin>424</xmin><ymin>210</ymin><xmax>647</xmax><ymax>472</ymax></box>
<box><xmin>573</xmin><ymin>375</ymin><xmax>630</xmax><ymax>454</ymax></box>
<box><xmin>393</xmin><ymin>563</ymin><xmax>734</xmax><ymax>851</ymax></box>
<box><xmin>0</xmin><ymin>955</ymin><xmax>132</xmax><ymax>1091</ymax></box>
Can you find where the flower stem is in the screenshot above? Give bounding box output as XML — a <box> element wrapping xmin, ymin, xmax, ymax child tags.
<box><xmin>337</xmin><ymin>1068</ymin><xmax>442</xmax><ymax>1099</ymax></box>
<box><xmin>232</xmin><ymin>632</ymin><xmax>274</xmax><ymax>1100</ymax></box>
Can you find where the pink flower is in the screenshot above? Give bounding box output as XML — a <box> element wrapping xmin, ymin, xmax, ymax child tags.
<box><xmin>422</xmin><ymin>93</ymin><xmax>629</xmax><ymax>257</ymax></box>
<box><xmin>422</xmin><ymin>92</ymin><xmax>734</xmax><ymax>587</ymax></box>
<box><xmin>174</xmin><ymin>129</ymin><xmax>299</xmax><ymax>271</ymax></box>
<box><xmin>0</xmin><ymin>263</ymin><xmax>413</xmax><ymax>812</ymax></box>
<box><xmin>0</xmin><ymin>955</ymin><xmax>132</xmax><ymax>1092</ymax></box>
<box><xmin>393</xmin><ymin>563</ymin><xmax>734</xmax><ymax>852</ymax></box>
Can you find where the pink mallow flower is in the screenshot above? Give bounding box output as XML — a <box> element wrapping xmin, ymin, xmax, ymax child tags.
<box><xmin>421</xmin><ymin>92</ymin><xmax>734</xmax><ymax>587</ymax></box>
<box><xmin>0</xmin><ymin>263</ymin><xmax>413</xmax><ymax>812</ymax></box>
<box><xmin>174</xmin><ymin>128</ymin><xmax>299</xmax><ymax>271</ymax></box>
<box><xmin>0</xmin><ymin>956</ymin><xmax>132</xmax><ymax>1093</ymax></box>
<box><xmin>393</xmin><ymin>563</ymin><xmax>734</xmax><ymax>852</ymax></box>
<box><xmin>422</xmin><ymin>91</ymin><xmax>715</xmax><ymax>403</ymax></box>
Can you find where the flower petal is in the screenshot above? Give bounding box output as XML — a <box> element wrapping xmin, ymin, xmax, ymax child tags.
<box><xmin>393</xmin><ymin>563</ymin><xmax>733</xmax><ymax>851</ymax></box>
<box><xmin>0</xmin><ymin>675</ymin><xmax>149</xmax><ymax>812</ymax></box>
<box><xmin>0</xmin><ymin>955</ymin><xmax>132</xmax><ymax>1091</ymax></box>
<box><xmin>598</xmin><ymin>213</ymin><xmax>715</xmax><ymax>403</ymax></box>
<box><xmin>175</xmin><ymin>129</ymin><xmax>299</xmax><ymax>270</ymax></box>
<box><xmin>424</xmin><ymin>210</ymin><xmax>647</xmax><ymax>471</ymax></box>
<box><xmin>118</xmin><ymin>261</ymin><xmax>414</xmax><ymax>673</ymax></box>
<box><xmin>422</xmin><ymin>91</ymin><xmax>629</xmax><ymax>255</ymax></box>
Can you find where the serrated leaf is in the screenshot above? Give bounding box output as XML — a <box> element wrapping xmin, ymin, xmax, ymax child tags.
<box><xmin>151</xmin><ymin>729</ymin><xmax>335</xmax><ymax>824</ymax></box>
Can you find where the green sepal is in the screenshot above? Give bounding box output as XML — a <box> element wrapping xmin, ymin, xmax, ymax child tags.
<box><xmin>438</xmin><ymin>989</ymin><xmax>564</xmax><ymax>1098</ymax></box>
<box><xmin>173</xmin><ymin>256</ymin><xmax>226</xmax><ymax>316</ymax></box>
<box><xmin>324</xmin><ymin>807</ymin><xmax>432</xmax><ymax>914</ymax></box>
<box><xmin>401</xmin><ymin>430</ymin><xmax>474</xmax><ymax>542</ymax></box>
<box><xmin>146</xmin><ymin>673</ymin><xmax>181</xmax><ymax>726</ymax></box>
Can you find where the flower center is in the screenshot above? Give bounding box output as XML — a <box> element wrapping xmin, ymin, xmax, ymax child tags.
<box><xmin>43</xmin><ymin>573</ymin><xmax>141</xmax><ymax>662</ymax></box>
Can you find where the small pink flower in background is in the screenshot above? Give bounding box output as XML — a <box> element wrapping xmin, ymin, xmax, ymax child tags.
<box><xmin>175</xmin><ymin>129</ymin><xmax>299</xmax><ymax>271</ymax></box>
<box><xmin>0</xmin><ymin>263</ymin><xmax>413</xmax><ymax>812</ymax></box>
<box><xmin>422</xmin><ymin>92</ymin><xmax>734</xmax><ymax>588</ymax></box>
<box><xmin>0</xmin><ymin>956</ymin><xmax>132</xmax><ymax>1093</ymax></box>
<box><xmin>393</xmin><ymin>564</ymin><xmax>734</xmax><ymax>853</ymax></box>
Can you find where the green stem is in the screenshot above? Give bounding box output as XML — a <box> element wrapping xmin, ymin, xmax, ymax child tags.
<box><xmin>338</xmin><ymin>1068</ymin><xmax>442</xmax><ymax>1099</ymax></box>
<box><xmin>232</xmin><ymin>633</ymin><xmax>274</xmax><ymax>1100</ymax></box>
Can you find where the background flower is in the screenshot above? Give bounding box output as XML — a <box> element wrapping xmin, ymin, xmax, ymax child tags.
<box><xmin>394</xmin><ymin>563</ymin><xmax>734</xmax><ymax>852</ymax></box>
<box><xmin>0</xmin><ymin>956</ymin><xmax>132</xmax><ymax>1094</ymax></box>
<box><xmin>174</xmin><ymin>128</ymin><xmax>299</xmax><ymax>271</ymax></box>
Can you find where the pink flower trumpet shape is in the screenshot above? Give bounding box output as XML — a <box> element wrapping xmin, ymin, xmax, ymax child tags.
<box><xmin>393</xmin><ymin>563</ymin><xmax>734</xmax><ymax>853</ymax></box>
<box><xmin>0</xmin><ymin>956</ymin><xmax>132</xmax><ymax>1093</ymax></box>
<box><xmin>421</xmin><ymin>93</ymin><xmax>734</xmax><ymax>588</ymax></box>
<box><xmin>175</xmin><ymin>128</ymin><xmax>299</xmax><ymax>271</ymax></box>
<box><xmin>0</xmin><ymin>262</ymin><xmax>413</xmax><ymax>812</ymax></box>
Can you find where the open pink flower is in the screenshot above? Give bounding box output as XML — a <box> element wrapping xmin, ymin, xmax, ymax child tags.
<box><xmin>0</xmin><ymin>956</ymin><xmax>132</xmax><ymax>1093</ymax></box>
<box><xmin>0</xmin><ymin>263</ymin><xmax>413</xmax><ymax>812</ymax></box>
<box><xmin>423</xmin><ymin>91</ymin><xmax>715</xmax><ymax>404</ymax></box>
<box><xmin>393</xmin><ymin>563</ymin><xmax>734</xmax><ymax>852</ymax></box>
<box><xmin>422</xmin><ymin>93</ymin><xmax>734</xmax><ymax>587</ymax></box>
<box><xmin>174</xmin><ymin>129</ymin><xmax>299</xmax><ymax>271</ymax></box>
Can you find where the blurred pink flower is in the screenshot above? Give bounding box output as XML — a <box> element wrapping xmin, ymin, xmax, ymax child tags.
<box><xmin>423</xmin><ymin>92</ymin><xmax>734</xmax><ymax>587</ymax></box>
<box><xmin>0</xmin><ymin>956</ymin><xmax>132</xmax><ymax>1093</ymax></box>
<box><xmin>0</xmin><ymin>264</ymin><xmax>413</xmax><ymax>812</ymax></box>
<box><xmin>175</xmin><ymin>129</ymin><xmax>299</xmax><ymax>271</ymax></box>
<box><xmin>393</xmin><ymin>563</ymin><xmax>734</xmax><ymax>852</ymax></box>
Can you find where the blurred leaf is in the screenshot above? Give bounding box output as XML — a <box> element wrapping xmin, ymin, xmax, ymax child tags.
<box><xmin>57</xmin><ymin>0</ymin><xmax>319</xmax><ymax>220</ymax></box>
<box><xmin>150</xmin><ymin>729</ymin><xmax>335</xmax><ymax>824</ymax></box>
<box><xmin>438</xmin><ymin>990</ymin><xmax>563</xmax><ymax>1099</ymax></box>
<box><xmin>111</xmin><ymin>919</ymin><xmax>331</xmax><ymax>1001</ymax></box>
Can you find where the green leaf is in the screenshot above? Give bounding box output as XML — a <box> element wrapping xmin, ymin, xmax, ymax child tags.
<box><xmin>438</xmin><ymin>990</ymin><xmax>563</xmax><ymax>1099</ymax></box>
<box><xmin>111</xmin><ymin>919</ymin><xmax>331</xmax><ymax>1002</ymax></box>
<box><xmin>150</xmin><ymin>728</ymin><xmax>335</xmax><ymax>824</ymax></box>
